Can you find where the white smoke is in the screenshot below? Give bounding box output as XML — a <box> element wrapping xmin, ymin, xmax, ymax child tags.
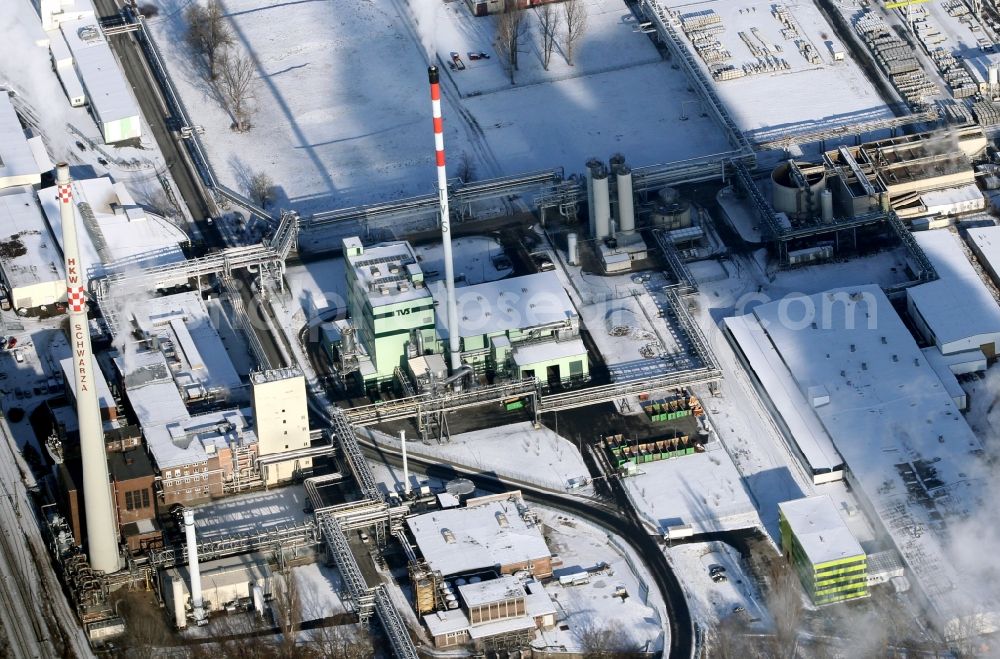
<box><xmin>406</xmin><ymin>0</ymin><xmax>439</xmax><ymax>62</ymax></box>
<box><xmin>0</xmin><ymin>2</ymin><xmax>76</xmax><ymax>161</ymax></box>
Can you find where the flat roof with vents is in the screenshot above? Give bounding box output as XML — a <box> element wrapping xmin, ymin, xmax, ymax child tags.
<box><xmin>779</xmin><ymin>495</ymin><xmax>863</xmax><ymax>566</ymax></box>
<box><xmin>406</xmin><ymin>496</ymin><xmax>550</xmax><ymax>577</ymax></box>
<box><xmin>433</xmin><ymin>271</ymin><xmax>577</xmax><ymax>340</ymax></box>
<box><xmin>345</xmin><ymin>240</ymin><xmax>431</xmax><ymax>307</ymax></box>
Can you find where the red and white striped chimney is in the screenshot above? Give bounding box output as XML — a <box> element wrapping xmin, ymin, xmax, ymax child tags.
<box><xmin>428</xmin><ymin>66</ymin><xmax>461</xmax><ymax>373</ymax></box>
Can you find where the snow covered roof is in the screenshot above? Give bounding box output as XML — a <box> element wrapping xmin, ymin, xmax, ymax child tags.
<box><xmin>906</xmin><ymin>229</ymin><xmax>1000</xmax><ymax>353</ymax></box>
<box><xmin>467</xmin><ymin>615</ymin><xmax>536</xmax><ymax>639</ymax></box>
<box><xmin>434</xmin><ymin>272</ymin><xmax>577</xmax><ymax>340</ymax></box>
<box><xmin>143</xmin><ymin>407</ymin><xmax>257</xmax><ymax>469</ymax></box>
<box><xmin>114</xmin><ymin>350</ymin><xmax>190</xmax><ymax>428</ymax></box>
<box><xmin>406</xmin><ymin>498</ymin><xmax>550</xmax><ymax>577</ymax></box>
<box><xmin>60</xmin><ymin>356</ymin><xmax>114</xmax><ymax>411</ymax></box>
<box><xmin>968</xmin><ymin>225</ymin><xmax>1000</xmax><ymax>279</ymax></box>
<box><xmin>60</xmin><ymin>17</ymin><xmax>139</xmax><ymax>124</ymax></box>
<box><xmin>422</xmin><ymin>609</ymin><xmax>469</xmax><ymax>636</ymax></box>
<box><xmin>779</xmin><ymin>495</ymin><xmax>863</xmax><ymax>565</ymax></box>
<box><xmin>39</xmin><ymin>177</ymin><xmax>186</xmax><ymax>277</ymax></box>
<box><xmin>458</xmin><ymin>575</ymin><xmax>525</xmax><ymax>608</ymax></box>
<box><xmin>0</xmin><ymin>189</ymin><xmax>63</xmax><ymax>294</ymax></box>
<box><xmin>345</xmin><ymin>240</ymin><xmax>431</xmax><ymax>307</ymax></box>
<box><xmin>0</xmin><ymin>95</ymin><xmax>44</xmax><ymax>189</ymax></box>
<box><xmin>512</xmin><ymin>337</ymin><xmax>587</xmax><ymax>367</ymax></box>
<box><xmin>739</xmin><ymin>284</ymin><xmax>1000</xmax><ymax>632</ymax></box>
<box><xmin>129</xmin><ymin>292</ymin><xmax>242</xmax><ymax>395</ymax></box>
<box><xmin>723</xmin><ymin>313</ymin><xmax>843</xmax><ymax>475</ymax></box>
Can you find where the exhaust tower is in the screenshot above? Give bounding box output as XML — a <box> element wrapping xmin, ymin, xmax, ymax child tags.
<box><xmin>56</xmin><ymin>163</ymin><xmax>121</xmax><ymax>573</ymax></box>
<box><xmin>428</xmin><ymin>66</ymin><xmax>461</xmax><ymax>373</ymax></box>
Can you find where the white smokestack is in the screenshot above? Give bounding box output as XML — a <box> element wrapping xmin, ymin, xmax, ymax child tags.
<box><xmin>183</xmin><ymin>508</ymin><xmax>205</xmax><ymax>623</ymax></box>
<box><xmin>56</xmin><ymin>164</ymin><xmax>121</xmax><ymax>574</ymax></box>
<box><xmin>428</xmin><ymin>67</ymin><xmax>462</xmax><ymax>375</ymax></box>
<box><xmin>615</xmin><ymin>163</ymin><xmax>635</xmax><ymax>233</ymax></box>
<box><xmin>400</xmin><ymin>429</ymin><xmax>410</xmax><ymax>496</ymax></box>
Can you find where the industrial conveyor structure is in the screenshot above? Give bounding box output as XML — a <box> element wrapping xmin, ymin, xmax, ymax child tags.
<box><xmin>93</xmin><ymin>211</ymin><xmax>299</xmax><ymax>337</ymax></box>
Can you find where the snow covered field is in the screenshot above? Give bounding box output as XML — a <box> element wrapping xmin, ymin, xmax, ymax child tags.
<box><xmin>663</xmin><ymin>0</ymin><xmax>893</xmax><ymax>138</ymax></box>
<box><xmin>289</xmin><ymin>563</ymin><xmax>348</xmax><ymax>621</ymax></box>
<box><xmin>364</xmin><ymin>422</ymin><xmax>591</xmax><ymax>492</ymax></box>
<box><xmin>146</xmin><ymin>0</ymin><xmax>732</xmax><ymax>214</ymax></box>
<box><xmin>623</xmin><ymin>446</ymin><xmax>761</xmax><ymax>534</ymax></box>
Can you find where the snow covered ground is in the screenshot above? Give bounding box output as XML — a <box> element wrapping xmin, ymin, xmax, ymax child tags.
<box><xmin>662</xmin><ymin>0</ymin><xmax>893</xmax><ymax>138</ymax></box>
<box><xmin>667</xmin><ymin>540</ymin><xmax>769</xmax><ymax>631</ymax></box>
<box><xmin>289</xmin><ymin>563</ymin><xmax>348</xmax><ymax>621</ymax></box>
<box><xmin>533</xmin><ymin>506</ymin><xmax>667</xmax><ymax>653</ymax></box>
<box><xmin>146</xmin><ymin>0</ymin><xmax>732</xmax><ymax>214</ymax></box>
<box><xmin>622</xmin><ymin>445</ymin><xmax>762</xmax><ymax>534</ymax></box>
<box><xmin>363</xmin><ymin>422</ymin><xmax>592</xmax><ymax>492</ymax></box>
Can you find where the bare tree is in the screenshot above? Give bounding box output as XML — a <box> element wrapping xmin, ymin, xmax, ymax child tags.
<box><xmin>537</xmin><ymin>3</ymin><xmax>559</xmax><ymax>70</ymax></box>
<box><xmin>761</xmin><ymin>553</ymin><xmax>803</xmax><ymax>649</ymax></box>
<box><xmin>305</xmin><ymin>624</ymin><xmax>374</xmax><ymax>658</ymax></box>
<box><xmin>272</xmin><ymin>570</ymin><xmax>302</xmax><ymax>657</ymax></box>
<box><xmin>577</xmin><ymin>620</ymin><xmax>645</xmax><ymax>658</ymax></box>
<box><xmin>185</xmin><ymin>0</ymin><xmax>233</xmax><ymax>79</ymax></box>
<box><xmin>562</xmin><ymin>0</ymin><xmax>588</xmax><ymax>66</ymax></box>
<box><xmin>249</xmin><ymin>171</ymin><xmax>275</xmax><ymax>209</ymax></box>
<box><xmin>218</xmin><ymin>48</ymin><xmax>257</xmax><ymax>132</ymax></box>
<box><xmin>494</xmin><ymin>1</ymin><xmax>527</xmax><ymax>84</ymax></box>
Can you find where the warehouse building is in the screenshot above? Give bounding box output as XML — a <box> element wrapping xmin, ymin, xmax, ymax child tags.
<box><xmin>0</xmin><ymin>189</ymin><xmax>65</xmax><ymax>312</ymax></box>
<box><xmin>726</xmin><ymin>285</ymin><xmax>1000</xmax><ymax>638</ymax></box>
<box><xmin>406</xmin><ymin>492</ymin><xmax>552</xmax><ymax>580</ymax></box>
<box><xmin>906</xmin><ymin>229</ymin><xmax>1000</xmax><ymax>359</ymax></box>
<box><xmin>164</xmin><ymin>555</ymin><xmax>272</xmax><ymax>620</ymax></box>
<box><xmin>40</xmin><ymin>0</ymin><xmax>142</xmax><ymax>143</ymax></box>
<box><xmin>778</xmin><ymin>496</ymin><xmax>867</xmax><ymax>606</ymax></box>
<box><xmin>432</xmin><ymin>272</ymin><xmax>588</xmax><ymax>385</ymax></box>
<box><xmin>967</xmin><ymin>225</ymin><xmax>1000</xmax><ymax>290</ymax></box>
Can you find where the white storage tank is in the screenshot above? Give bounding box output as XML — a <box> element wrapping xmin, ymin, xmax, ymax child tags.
<box><xmin>585</xmin><ymin>158</ymin><xmax>602</xmax><ymax>235</ymax></box>
<box><xmin>567</xmin><ymin>232</ymin><xmax>579</xmax><ymax>265</ymax></box>
<box><xmin>616</xmin><ymin>163</ymin><xmax>635</xmax><ymax>233</ymax></box>
<box><xmin>592</xmin><ymin>168</ymin><xmax>611</xmax><ymax>239</ymax></box>
<box><xmin>821</xmin><ymin>189</ymin><xmax>834</xmax><ymax>223</ymax></box>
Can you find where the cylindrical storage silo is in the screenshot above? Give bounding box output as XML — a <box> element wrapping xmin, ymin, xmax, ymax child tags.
<box><xmin>820</xmin><ymin>189</ymin><xmax>834</xmax><ymax>223</ymax></box>
<box><xmin>616</xmin><ymin>164</ymin><xmax>635</xmax><ymax>233</ymax></box>
<box><xmin>770</xmin><ymin>161</ymin><xmax>826</xmax><ymax>220</ymax></box>
<box><xmin>567</xmin><ymin>232</ymin><xmax>579</xmax><ymax>265</ymax></box>
<box><xmin>586</xmin><ymin>158</ymin><xmax>601</xmax><ymax>236</ymax></box>
<box><xmin>592</xmin><ymin>169</ymin><xmax>611</xmax><ymax>239</ymax></box>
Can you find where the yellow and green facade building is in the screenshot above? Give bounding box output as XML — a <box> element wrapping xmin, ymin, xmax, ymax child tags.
<box><xmin>778</xmin><ymin>495</ymin><xmax>868</xmax><ymax>606</ymax></box>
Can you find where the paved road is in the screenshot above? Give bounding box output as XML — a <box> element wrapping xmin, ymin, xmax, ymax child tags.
<box><xmin>92</xmin><ymin>0</ymin><xmax>219</xmax><ymax>247</ymax></box>
<box><xmin>357</xmin><ymin>434</ymin><xmax>691</xmax><ymax>659</ymax></box>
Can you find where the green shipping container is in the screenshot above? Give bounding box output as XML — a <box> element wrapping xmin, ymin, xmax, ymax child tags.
<box><xmin>685</xmin><ymin>447</ymin><xmax>694</xmax><ymax>455</ymax></box>
<box><xmin>505</xmin><ymin>400</ymin><xmax>524</xmax><ymax>411</ymax></box>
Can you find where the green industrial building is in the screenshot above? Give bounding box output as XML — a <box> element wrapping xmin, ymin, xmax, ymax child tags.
<box><xmin>778</xmin><ymin>496</ymin><xmax>868</xmax><ymax>606</ymax></box>
<box><xmin>339</xmin><ymin>237</ymin><xmax>589</xmax><ymax>390</ymax></box>
<box><xmin>343</xmin><ymin>237</ymin><xmax>438</xmax><ymax>386</ymax></box>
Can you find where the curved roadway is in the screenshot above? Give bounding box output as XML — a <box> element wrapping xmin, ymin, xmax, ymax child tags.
<box><xmin>354</xmin><ymin>432</ymin><xmax>693</xmax><ymax>658</ymax></box>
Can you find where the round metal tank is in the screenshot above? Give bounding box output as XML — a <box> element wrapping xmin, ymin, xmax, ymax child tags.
<box><xmin>469</xmin><ymin>576</ymin><xmax>482</xmax><ymax>584</ymax></box>
<box><xmin>566</xmin><ymin>232</ymin><xmax>579</xmax><ymax>265</ymax></box>
<box><xmin>446</xmin><ymin>478</ymin><xmax>475</xmax><ymax>500</ymax></box>
<box><xmin>770</xmin><ymin>160</ymin><xmax>826</xmax><ymax>220</ymax></box>
<box><xmin>651</xmin><ymin>200</ymin><xmax>692</xmax><ymax>229</ymax></box>
<box><xmin>592</xmin><ymin>169</ymin><xmax>611</xmax><ymax>239</ymax></box>
<box><xmin>658</xmin><ymin>187</ymin><xmax>680</xmax><ymax>205</ymax></box>
<box><xmin>820</xmin><ymin>189</ymin><xmax>834</xmax><ymax>223</ymax></box>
